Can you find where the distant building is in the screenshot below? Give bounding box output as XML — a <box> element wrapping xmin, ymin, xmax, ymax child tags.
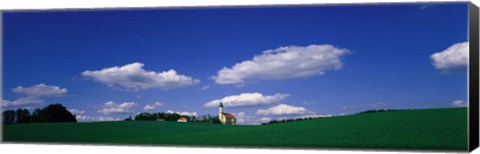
<box><xmin>156</xmin><ymin>118</ymin><xmax>165</xmax><ymax>122</ymax></box>
<box><xmin>218</xmin><ymin>102</ymin><xmax>236</xmax><ymax>125</ymax></box>
<box><xmin>177</xmin><ymin>117</ymin><xmax>187</xmax><ymax>122</ymax></box>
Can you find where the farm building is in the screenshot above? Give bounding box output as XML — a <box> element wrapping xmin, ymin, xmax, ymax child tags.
<box><xmin>218</xmin><ymin>102</ymin><xmax>236</xmax><ymax>125</ymax></box>
<box><xmin>177</xmin><ymin>117</ymin><xmax>188</xmax><ymax>122</ymax></box>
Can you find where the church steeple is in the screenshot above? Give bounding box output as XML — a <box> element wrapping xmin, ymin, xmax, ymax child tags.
<box><xmin>219</xmin><ymin>102</ymin><xmax>224</xmax><ymax>114</ymax></box>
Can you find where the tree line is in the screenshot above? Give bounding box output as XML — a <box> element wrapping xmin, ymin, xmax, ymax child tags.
<box><xmin>355</xmin><ymin>109</ymin><xmax>403</xmax><ymax>115</ymax></box>
<box><xmin>2</xmin><ymin>104</ymin><xmax>77</xmax><ymax>124</ymax></box>
<box><xmin>132</xmin><ymin>112</ymin><xmax>221</xmax><ymax>124</ymax></box>
<box><xmin>261</xmin><ymin>117</ymin><xmax>323</xmax><ymax>125</ymax></box>
<box><xmin>261</xmin><ymin>109</ymin><xmax>403</xmax><ymax>125</ymax></box>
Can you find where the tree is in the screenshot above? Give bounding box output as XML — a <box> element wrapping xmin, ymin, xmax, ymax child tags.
<box><xmin>2</xmin><ymin>110</ymin><xmax>15</xmax><ymax>124</ymax></box>
<box><xmin>168</xmin><ymin>113</ymin><xmax>181</xmax><ymax>121</ymax></box>
<box><xmin>31</xmin><ymin>108</ymin><xmax>45</xmax><ymax>122</ymax></box>
<box><xmin>134</xmin><ymin>112</ymin><xmax>191</xmax><ymax>122</ymax></box>
<box><xmin>15</xmin><ymin>108</ymin><xmax>30</xmax><ymax>123</ymax></box>
<box><xmin>33</xmin><ymin>104</ymin><xmax>76</xmax><ymax>123</ymax></box>
<box><xmin>135</xmin><ymin>113</ymin><xmax>155</xmax><ymax>121</ymax></box>
<box><xmin>124</xmin><ymin>116</ymin><xmax>133</xmax><ymax>121</ymax></box>
<box><xmin>3</xmin><ymin>104</ymin><xmax>76</xmax><ymax>124</ymax></box>
<box><xmin>211</xmin><ymin>115</ymin><xmax>221</xmax><ymax>124</ymax></box>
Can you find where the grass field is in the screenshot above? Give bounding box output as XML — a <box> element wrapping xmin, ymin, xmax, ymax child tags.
<box><xmin>2</xmin><ymin>107</ymin><xmax>468</xmax><ymax>151</ymax></box>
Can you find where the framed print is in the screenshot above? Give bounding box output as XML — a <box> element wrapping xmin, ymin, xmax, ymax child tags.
<box><xmin>1</xmin><ymin>1</ymin><xmax>479</xmax><ymax>152</ymax></box>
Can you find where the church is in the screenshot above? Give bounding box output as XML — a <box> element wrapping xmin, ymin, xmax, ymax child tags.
<box><xmin>218</xmin><ymin>102</ymin><xmax>236</xmax><ymax>125</ymax></box>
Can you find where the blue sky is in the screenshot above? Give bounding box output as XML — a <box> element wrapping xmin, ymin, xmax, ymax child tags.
<box><xmin>2</xmin><ymin>2</ymin><xmax>469</xmax><ymax>124</ymax></box>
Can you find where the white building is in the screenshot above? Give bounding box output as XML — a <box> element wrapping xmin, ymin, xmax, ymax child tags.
<box><xmin>218</xmin><ymin>102</ymin><xmax>236</xmax><ymax>125</ymax></box>
<box><xmin>177</xmin><ymin>117</ymin><xmax>187</xmax><ymax>122</ymax></box>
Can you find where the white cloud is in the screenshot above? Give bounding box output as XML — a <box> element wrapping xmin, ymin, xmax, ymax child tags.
<box><xmin>97</xmin><ymin>101</ymin><xmax>137</xmax><ymax>115</ymax></box>
<box><xmin>144</xmin><ymin>105</ymin><xmax>155</xmax><ymax>111</ymax></box>
<box><xmin>213</xmin><ymin>44</ymin><xmax>350</xmax><ymax>85</ymax></box>
<box><xmin>75</xmin><ymin>115</ymin><xmax>96</xmax><ymax>121</ymax></box>
<box><xmin>203</xmin><ymin>92</ymin><xmax>289</xmax><ymax>108</ymax></box>
<box><xmin>97</xmin><ymin>116</ymin><xmax>121</xmax><ymax>121</ymax></box>
<box><xmin>431</xmin><ymin>42</ymin><xmax>469</xmax><ymax>72</ymax></box>
<box><xmin>69</xmin><ymin>109</ymin><xmax>85</xmax><ymax>115</ymax></box>
<box><xmin>2</xmin><ymin>83</ymin><xmax>68</xmax><ymax>109</ymax></box>
<box><xmin>201</xmin><ymin>85</ymin><xmax>210</xmax><ymax>91</ymax></box>
<box><xmin>82</xmin><ymin>62</ymin><xmax>200</xmax><ymax>91</ymax></box>
<box><xmin>256</xmin><ymin>104</ymin><xmax>308</xmax><ymax>116</ymax></box>
<box><xmin>234</xmin><ymin>112</ymin><xmax>271</xmax><ymax>125</ymax></box>
<box><xmin>257</xmin><ymin>117</ymin><xmax>272</xmax><ymax>123</ymax></box>
<box><xmin>2</xmin><ymin>97</ymin><xmax>44</xmax><ymax>108</ymax></box>
<box><xmin>296</xmin><ymin>113</ymin><xmax>332</xmax><ymax>119</ymax></box>
<box><xmin>166</xmin><ymin>110</ymin><xmax>197</xmax><ymax>116</ymax></box>
<box><xmin>13</xmin><ymin>83</ymin><xmax>67</xmax><ymax>97</ymax></box>
<box><xmin>144</xmin><ymin>102</ymin><xmax>164</xmax><ymax>111</ymax></box>
<box><xmin>275</xmin><ymin>116</ymin><xmax>290</xmax><ymax>121</ymax></box>
<box><xmin>75</xmin><ymin>115</ymin><xmax>121</xmax><ymax>122</ymax></box>
<box><xmin>452</xmin><ymin>100</ymin><xmax>467</xmax><ymax>107</ymax></box>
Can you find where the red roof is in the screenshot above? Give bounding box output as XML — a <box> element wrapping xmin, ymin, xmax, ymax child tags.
<box><xmin>222</xmin><ymin>113</ymin><xmax>235</xmax><ymax>118</ymax></box>
<box><xmin>178</xmin><ymin>117</ymin><xmax>188</xmax><ymax>120</ymax></box>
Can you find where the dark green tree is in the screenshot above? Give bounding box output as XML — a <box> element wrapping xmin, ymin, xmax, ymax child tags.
<box><xmin>2</xmin><ymin>110</ymin><xmax>16</xmax><ymax>124</ymax></box>
<box><xmin>134</xmin><ymin>112</ymin><xmax>188</xmax><ymax>121</ymax></box>
<box><xmin>168</xmin><ymin>113</ymin><xmax>181</xmax><ymax>121</ymax></box>
<box><xmin>15</xmin><ymin>108</ymin><xmax>30</xmax><ymax>123</ymax></box>
<box><xmin>30</xmin><ymin>108</ymin><xmax>45</xmax><ymax>122</ymax></box>
<box><xmin>124</xmin><ymin>116</ymin><xmax>133</xmax><ymax>121</ymax></box>
<box><xmin>135</xmin><ymin>112</ymin><xmax>155</xmax><ymax>121</ymax></box>
<box><xmin>211</xmin><ymin>115</ymin><xmax>221</xmax><ymax>124</ymax></box>
<box><xmin>38</xmin><ymin>104</ymin><xmax>77</xmax><ymax>122</ymax></box>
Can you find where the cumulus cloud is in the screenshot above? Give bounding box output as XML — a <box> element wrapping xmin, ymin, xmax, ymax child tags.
<box><xmin>203</xmin><ymin>92</ymin><xmax>289</xmax><ymax>108</ymax></box>
<box><xmin>166</xmin><ymin>110</ymin><xmax>197</xmax><ymax>116</ymax></box>
<box><xmin>452</xmin><ymin>100</ymin><xmax>467</xmax><ymax>107</ymax></box>
<box><xmin>69</xmin><ymin>109</ymin><xmax>85</xmax><ymax>115</ymax></box>
<box><xmin>2</xmin><ymin>84</ymin><xmax>68</xmax><ymax>109</ymax></box>
<box><xmin>144</xmin><ymin>105</ymin><xmax>156</xmax><ymax>111</ymax></box>
<box><xmin>431</xmin><ymin>42</ymin><xmax>469</xmax><ymax>73</ymax></box>
<box><xmin>13</xmin><ymin>84</ymin><xmax>68</xmax><ymax>97</ymax></box>
<box><xmin>212</xmin><ymin>44</ymin><xmax>350</xmax><ymax>85</ymax></box>
<box><xmin>234</xmin><ymin>112</ymin><xmax>271</xmax><ymax>125</ymax></box>
<box><xmin>256</xmin><ymin>104</ymin><xmax>308</xmax><ymax>116</ymax></box>
<box><xmin>97</xmin><ymin>101</ymin><xmax>137</xmax><ymax>115</ymax></box>
<box><xmin>144</xmin><ymin>102</ymin><xmax>164</xmax><ymax>111</ymax></box>
<box><xmin>82</xmin><ymin>62</ymin><xmax>200</xmax><ymax>91</ymax></box>
<box><xmin>2</xmin><ymin>97</ymin><xmax>44</xmax><ymax>108</ymax></box>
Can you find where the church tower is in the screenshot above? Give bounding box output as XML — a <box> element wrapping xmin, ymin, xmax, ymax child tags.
<box><xmin>217</xmin><ymin>102</ymin><xmax>235</xmax><ymax>125</ymax></box>
<box><xmin>219</xmin><ymin>102</ymin><xmax>224</xmax><ymax>118</ymax></box>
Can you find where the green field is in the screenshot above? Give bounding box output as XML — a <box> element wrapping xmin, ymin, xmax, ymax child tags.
<box><xmin>3</xmin><ymin>107</ymin><xmax>468</xmax><ymax>151</ymax></box>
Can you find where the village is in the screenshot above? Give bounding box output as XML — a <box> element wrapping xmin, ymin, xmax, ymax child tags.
<box><xmin>134</xmin><ymin>102</ymin><xmax>237</xmax><ymax>125</ymax></box>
